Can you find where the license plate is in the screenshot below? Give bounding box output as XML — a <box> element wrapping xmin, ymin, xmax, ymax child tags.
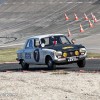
<box><xmin>67</xmin><ymin>57</ymin><xmax>78</xmax><ymax>62</ymax></box>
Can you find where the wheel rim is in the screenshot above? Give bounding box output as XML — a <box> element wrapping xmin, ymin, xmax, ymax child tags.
<box><xmin>21</xmin><ymin>60</ymin><xmax>25</xmax><ymax>67</ymax></box>
<box><xmin>48</xmin><ymin>60</ymin><xmax>52</xmax><ymax>67</ymax></box>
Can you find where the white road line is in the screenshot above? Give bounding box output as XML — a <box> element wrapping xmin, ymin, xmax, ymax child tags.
<box><xmin>53</xmin><ymin>2</ymin><xmax>93</xmax><ymax>4</ymax></box>
<box><xmin>50</xmin><ymin>2</ymin><xmax>93</xmax><ymax>4</ymax></box>
<box><xmin>3</xmin><ymin>1</ymin><xmax>94</xmax><ymax>5</ymax></box>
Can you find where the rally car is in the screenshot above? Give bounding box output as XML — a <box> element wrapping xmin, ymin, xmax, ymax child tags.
<box><xmin>16</xmin><ymin>34</ymin><xmax>87</xmax><ymax>70</ymax></box>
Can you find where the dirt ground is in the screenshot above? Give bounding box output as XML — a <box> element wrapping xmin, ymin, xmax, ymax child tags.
<box><xmin>0</xmin><ymin>70</ymin><xmax>100</xmax><ymax>100</ymax></box>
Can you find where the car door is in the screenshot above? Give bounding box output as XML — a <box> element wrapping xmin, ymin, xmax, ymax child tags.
<box><xmin>24</xmin><ymin>39</ymin><xmax>34</xmax><ymax>63</ymax></box>
<box><xmin>33</xmin><ymin>38</ymin><xmax>45</xmax><ymax>64</ymax></box>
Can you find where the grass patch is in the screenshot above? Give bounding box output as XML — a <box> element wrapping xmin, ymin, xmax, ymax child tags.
<box><xmin>87</xmin><ymin>52</ymin><xmax>100</xmax><ymax>58</ymax></box>
<box><xmin>0</xmin><ymin>48</ymin><xmax>20</xmax><ymax>62</ymax></box>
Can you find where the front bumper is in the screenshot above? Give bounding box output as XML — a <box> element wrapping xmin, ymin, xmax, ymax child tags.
<box><xmin>54</xmin><ymin>55</ymin><xmax>86</xmax><ymax>64</ymax></box>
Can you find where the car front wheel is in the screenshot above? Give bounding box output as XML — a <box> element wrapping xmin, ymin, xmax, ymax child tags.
<box><xmin>77</xmin><ymin>59</ymin><xmax>86</xmax><ymax>68</ymax></box>
<box><xmin>47</xmin><ymin>57</ymin><xmax>56</xmax><ymax>70</ymax></box>
<box><xmin>20</xmin><ymin>60</ymin><xmax>29</xmax><ymax>70</ymax></box>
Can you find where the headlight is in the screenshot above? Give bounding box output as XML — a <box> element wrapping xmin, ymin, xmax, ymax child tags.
<box><xmin>79</xmin><ymin>48</ymin><xmax>86</xmax><ymax>53</ymax></box>
<box><xmin>75</xmin><ymin>50</ymin><xmax>79</xmax><ymax>56</ymax></box>
<box><xmin>54</xmin><ymin>51</ymin><xmax>62</xmax><ymax>56</ymax></box>
<box><xmin>63</xmin><ymin>52</ymin><xmax>67</xmax><ymax>57</ymax></box>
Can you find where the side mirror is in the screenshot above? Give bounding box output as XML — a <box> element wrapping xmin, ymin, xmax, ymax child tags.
<box><xmin>71</xmin><ymin>39</ymin><xmax>76</xmax><ymax>44</ymax></box>
<box><xmin>41</xmin><ymin>43</ymin><xmax>45</xmax><ymax>47</ymax></box>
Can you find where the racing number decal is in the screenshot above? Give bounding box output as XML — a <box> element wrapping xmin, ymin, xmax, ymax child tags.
<box><xmin>34</xmin><ymin>49</ymin><xmax>40</xmax><ymax>62</ymax></box>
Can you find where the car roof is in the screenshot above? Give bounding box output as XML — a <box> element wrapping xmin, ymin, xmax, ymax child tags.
<box><xmin>29</xmin><ymin>34</ymin><xmax>64</xmax><ymax>39</ymax></box>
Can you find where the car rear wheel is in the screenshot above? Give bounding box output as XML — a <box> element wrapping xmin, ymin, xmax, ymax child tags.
<box><xmin>47</xmin><ymin>57</ymin><xmax>56</xmax><ymax>70</ymax></box>
<box><xmin>77</xmin><ymin>59</ymin><xmax>86</xmax><ymax>68</ymax></box>
<box><xmin>20</xmin><ymin>60</ymin><xmax>29</xmax><ymax>70</ymax></box>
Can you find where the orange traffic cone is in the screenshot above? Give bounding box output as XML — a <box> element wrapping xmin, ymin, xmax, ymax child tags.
<box><xmin>93</xmin><ymin>16</ymin><xmax>98</xmax><ymax>23</ymax></box>
<box><xmin>80</xmin><ymin>24</ymin><xmax>84</xmax><ymax>32</ymax></box>
<box><xmin>91</xmin><ymin>12</ymin><xmax>95</xmax><ymax>20</ymax></box>
<box><xmin>64</xmin><ymin>13</ymin><xmax>69</xmax><ymax>21</ymax></box>
<box><xmin>91</xmin><ymin>12</ymin><xmax>98</xmax><ymax>23</ymax></box>
<box><xmin>67</xmin><ymin>28</ymin><xmax>71</xmax><ymax>37</ymax></box>
<box><xmin>84</xmin><ymin>13</ymin><xmax>89</xmax><ymax>20</ymax></box>
<box><xmin>89</xmin><ymin>20</ymin><xmax>93</xmax><ymax>28</ymax></box>
<box><xmin>74</xmin><ymin>13</ymin><xmax>79</xmax><ymax>21</ymax></box>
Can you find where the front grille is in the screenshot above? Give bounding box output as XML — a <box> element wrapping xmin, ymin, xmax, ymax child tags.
<box><xmin>68</xmin><ymin>51</ymin><xmax>75</xmax><ymax>57</ymax></box>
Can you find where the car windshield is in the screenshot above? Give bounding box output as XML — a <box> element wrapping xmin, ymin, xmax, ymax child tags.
<box><xmin>40</xmin><ymin>35</ymin><xmax>71</xmax><ymax>47</ymax></box>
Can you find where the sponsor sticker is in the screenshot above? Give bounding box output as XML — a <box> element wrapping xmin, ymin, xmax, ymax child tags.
<box><xmin>63</xmin><ymin>46</ymin><xmax>73</xmax><ymax>49</ymax></box>
<box><xmin>25</xmin><ymin>53</ymin><xmax>31</xmax><ymax>59</ymax></box>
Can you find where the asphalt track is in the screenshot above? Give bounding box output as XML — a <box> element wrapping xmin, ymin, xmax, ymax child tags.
<box><xmin>0</xmin><ymin>59</ymin><xmax>100</xmax><ymax>72</ymax></box>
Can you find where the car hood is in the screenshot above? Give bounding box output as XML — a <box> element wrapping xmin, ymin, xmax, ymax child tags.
<box><xmin>47</xmin><ymin>44</ymin><xmax>85</xmax><ymax>52</ymax></box>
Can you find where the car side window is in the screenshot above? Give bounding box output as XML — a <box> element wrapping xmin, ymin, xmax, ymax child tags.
<box><xmin>25</xmin><ymin>39</ymin><xmax>33</xmax><ymax>49</ymax></box>
<box><xmin>34</xmin><ymin>39</ymin><xmax>40</xmax><ymax>47</ymax></box>
<box><xmin>41</xmin><ymin>37</ymin><xmax>50</xmax><ymax>46</ymax></box>
<box><xmin>45</xmin><ymin>37</ymin><xmax>50</xmax><ymax>46</ymax></box>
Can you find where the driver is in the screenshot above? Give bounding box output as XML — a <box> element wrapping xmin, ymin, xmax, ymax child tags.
<box><xmin>53</xmin><ymin>39</ymin><xmax>57</xmax><ymax>45</ymax></box>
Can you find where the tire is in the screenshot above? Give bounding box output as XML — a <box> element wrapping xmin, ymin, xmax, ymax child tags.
<box><xmin>47</xmin><ymin>57</ymin><xmax>56</xmax><ymax>70</ymax></box>
<box><xmin>77</xmin><ymin>59</ymin><xmax>86</xmax><ymax>68</ymax></box>
<box><xmin>20</xmin><ymin>60</ymin><xmax>29</xmax><ymax>70</ymax></box>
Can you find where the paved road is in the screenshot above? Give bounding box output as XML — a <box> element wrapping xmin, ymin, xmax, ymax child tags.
<box><xmin>0</xmin><ymin>59</ymin><xmax>100</xmax><ymax>72</ymax></box>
